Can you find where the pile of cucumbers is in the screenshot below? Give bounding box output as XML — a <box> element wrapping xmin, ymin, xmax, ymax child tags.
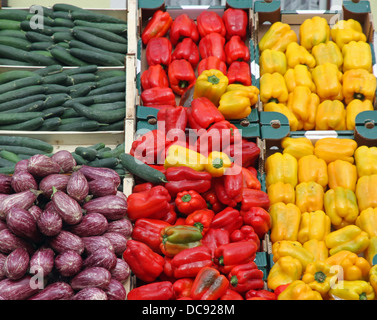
<box><xmin>0</xmin><ymin>4</ymin><xmax>127</xmax><ymax>66</ymax></box>
<box><xmin>0</xmin><ymin>64</ymin><xmax>126</xmax><ymax>131</ymax></box>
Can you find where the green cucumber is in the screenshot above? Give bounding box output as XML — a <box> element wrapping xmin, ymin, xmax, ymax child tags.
<box><xmin>0</xmin><ymin>145</ymin><xmax>48</xmax><ymax>155</ymax></box>
<box><xmin>0</xmin><ymin>36</ymin><xmax>31</xmax><ymax>50</ymax></box>
<box><xmin>119</xmin><ymin>153</ymin><xmax>168</xmax><ymax>184</ymax></box>
<box><xmin>0</xmin><ymin>166</ymin><xmax>15</xmax><ymax>174</ymax></box>
<box><xmin>43</xmin><ymin>93</ymin><xmax>71</xmax><ymax>109</ymax></box>
<box><xmin>26</xmin><ymin>14</ymin><xmax>54</xmax><ymax>26</ymax></box>
<box><xmin>88</xmin><ymin>142</ymin><xmax>106</xmax><ymax>151</ymax></box>
<box><xmin>0</xmin><ymin>136</ymin><xmax>53</xmax><ymax>153</ymax></box>
<box><xmin>68</xmin><ymin>81</ymin><xmax>96</xmax><ymax>91</ymax></box>
<box><xmin>0</xmin><ymin>117</ymin><xmax>44</xmax><ymax>131</ymax></box>
<box><xmin>52</xmin><ymin>4</ymin><xmax>84</xmax><ymax>12</ymax></box>
<box><xmin>73</xmin><ymin>26</ymin><xmax>127</xmax><ymax>44</ymax></box>
<box><xmin>0</xmin><ymin>70</ymin><xmax>35</xmax><ymax>85</ymax></box>
<box><xmin>0</xmin><ymin>100</ymin><xmax>45</xmax><ymax>114</ymax></box>
<box><xmin>73</xmin><ymin>20</ymin><xmax>127</xmax><ymax>34</ymax></box>
<box><xmin>88</xmin><ymin>157</ymin><xmax>119</xmax><ymax>168</ymax></box>
<box><xmin>43</xmin><ymin>84</ymin><xmax>69</xmax><ymax>94</ymax></box>
<box><xmin>0</xmin><ymin>94</ymin><xmax>46</xmax><ymax>112</ymax></box>
<box><xmin>56</xmin><ymin>42</ymin><xmax>69</xmax><ymax>49</ymax></box>
<box><xmin>70</xmin><ymin>101</ymin><xmax>125</xmax><ymax>124</ymax></box>
<box><xmin>70</xmin><ymin>11</ymin><xmax>126</xmax><ymax>25</ymax></box>
<box><xmin>32</xmin><ymin>50</ymin><xmax>54</xmax><ymax>58</ymax></box>
<box><xmin>30</xmin><ymin>41</ymin><xmax>54</xmax><ymax>51</ymax></box>
<box><xmin>0</xmin><ymin>150</ymin><xmax>21</xmax><ymax>163</ymax></box>
<box><xmin>88</xmin><ymin>82</ymin><xmax>125</xmax><ymax>96</ymax></box>
<box><xmin>69</xmin><ymin>83</ymin><xmax>94</xmax><ymax>98</ymax></box>
<box><xmin>50</xmin><ymin>47</ymin><xmax>88</xmax><ymax>66</ymax></box>
<box><xmin>20</xmin><ymin>21</ymin><xmax>54</xmax><ymax>36</ymax></box>
<box><xmin>63</xmin><ymin>65</ymin><xmax>98</xmax><ymax>75</ymax></box>
<box><xmin>0</xmin><ymin>58</ymin><xmax>33</xmax><ymax>66</ymax></box>
<box><xmin>0</xmin><ymin>157</ymin><xmax>17</xmax><ymax>167</ymax></box>
<box><xmin>24</xmin><ymin>51</ymin><xmax>58</xmax><ymax>66</ymax></box>
<box><xmin>25</xmin><ymin>31</ymin><xmax>53</xmax><ymax>43</ymax></box>
<box><xmin>0</xmin><ymin>112</ymin><xmax>45</xmax><ymax>125</ymax></box>
<box><xmin>42</xmin><ymin>73</ymin><xmax>68</xmax><ymax>85</ymax></box>
<box><xmin>97</xmin><ymin>75</ymin><xmax>125</xmax><ymax>87</ymax></box>
<box><xmin>42</xmin><ymin>106</ymin><xmax>65</xmax><ymax>119</ymax></box>
<box><xmin>98</xmin><ymin>120</ymin><xmax>124</xmax><ymax>131</ymax></box>
<box><xmin>0</xmin><ymin>19</ymin><xmax>21</xmax><ymax>30</ymax></box>
<box><xmin>38</xmin><ymin>117</ymin><xmax>61</xmax><ymax>131</ymax></box>
<box><xmin>71</xmin><ymin>152</ymin><xmax>88</xmax><ymax>165</ymax></box>
<box><xmin>97</xmin><ymin>142</ymin><xmax>125</xmax><ymax>159</ymax></box>
<box><xmin>61</xmin><ymin>108</ymin><xmax>79</xmax><ymax>119</ymax></box>
<box><xmin>52</xmin><ymin>31</ymin><xmax>74</xmax><ymax>43</ymax></box>
<box><xmin>0</xmin><ymin>85</ymin><xmax>46</xmax><ymax>104</ymax></box>
<box><xmin>0</xmin><ymin>29</ymin><xmax>27</xmax><ymax>39</ymax></box>
<box><xmin>0</xmin><ymin>9</ymin><xmax>29</xmax><ymax>21</ymax></box>
<box><xmin>53</xmin><ymin>11</ymin><xmax>71</xmax><ymax>20</ymax></box>
<box><xmin>66</xmin><ymin>73</ymin><xmax>97</xmax><ymax>86</ymax></box>
<box><xmin>69</xmin><ymin>47</ymin><xmax>123</xmax><ymax>66</ymax></box>
<box><xmin>0</xmin><ymin>75</ymin><xmax>43</xmax><ymax>95</ymax></box>
<box><xmin>72</xmin><ymin>29</ymin><xmax>127</xmax><ymax>54</ymax></box>
<box><xmin>0</xmin><ymin>44</ymin><xmax>29</xmax><ymax>62</ymax></box>
<box><xmin>50</xmin><ymin>27</ymin><xmax>71</xmax><ymax>33</ymax></box>
<box><xmin>57</xmin><ymin>120</ymin><xmax>103</xmax><ymax>131</ymax></box>
<box><xmin>75</xmin><ymin>146</ymin><xmax>97</xmax><ymax>161</ymax></box>
<box><xmin>53</xmin><ymin>18</ymin><xmax>75</xmax><ymax>28</ymax></box>
<box><xmin>89</xmin><ymin>101</ymin><xmax>125</xmax><ymax>111</ymax></box>
<box><xmin>89</xmin><ymin>92</ymin><xmax>125</xmax><ymax>104</ymax></box>
<box><xmin>34</xmin><ymin>65</ymin><xmax>63</xmax><ymax>76</ymax></box>
<box><xmin>96</xmin><ymin>70</ymin><xmax>125</xmax><ymax>80</ymax></box>
<box><xmin>60</xmin><ymin>117</ymin><xmax>86</xmax><ymax>125</ymax></box>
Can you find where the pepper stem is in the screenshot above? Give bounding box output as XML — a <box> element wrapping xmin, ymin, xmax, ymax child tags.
<box><xmin>359</xmin><ymin>292</ymin><xmax>367</xmax><ymax>300</ymax></box>
<box><xmin>179</xmin><ymin>80</ymin><xmax>189</xmax><ymax>88</ymax></box>
<box><xmin>314</xmin><ymin>271</ymin><xmax>327</xmax><ymax>283</ymax></box>
<box><xmin>218</xmin><ymin>256</ymin><xmax>224</xmax><ymax>266</ymax></box>
<box><xmin>207</xmin><ymin>75</ymin><xmax>220</xmax><ymax>85</ymax></box>
<box><xmin>193</xmin><ymin>222</ymin><xmax>204</xmax><ymax>233</ymax></box>
<box><xmin>181</xmin><ymin>194</ymin><xmax>192</xmax><ymax>202</ymax></box>
<box><xmin>230</xmin><ymin>275</ymin><xmax>238</xmax><ymax>287</ymax></box>
<box><xmin>212</xmin><ymin>158</ymin><xmax>223</xmax><ymax>169</ymax></box>
<box><xmin>268</xmin><ymin>98</ymin><xmax>279</xmax><ymax>104</ymax></box>
<box><xmin>354</xmin><ymin>92</ymin><xmax>365</xmax><ymax>101</ymax></box>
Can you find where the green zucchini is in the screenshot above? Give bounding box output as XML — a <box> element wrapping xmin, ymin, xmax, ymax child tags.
<box><xmin>66</xmin><ymin>73</ymin><xmax>97</xmax><ymax>86</ymax></box>
<box><xmin>73</xmin><ymin>20</ymin><xmax>127</xmax><ymax>34</ymax></box>
<box><xmin>0</xmin><ymin>29</ymin><xmax>27</xmax><ymax>39</ymax></box>
<box><xmin>0</xmin><ymin>150</ymin><xmax>22</xmax><ymax>163</ymax></box>
<box><xmin>25</xmin><ymin>31</ymin><xmax>53</xmax><ymax>43</ymax></box>
<box><xmin>72</xmin><ymin>29</ymin><xmax>127</xmax><ymax>54</ymax></box>
<box><xmin>70</xmin><ymin>101</ymin><xmax>125</xmax><ymax>124</ymax></box>
<box><xmin>0</xmin><ymin>112</ymin><xmax>45</xmax><ymax>125</ymax></box>
<box><xmin>0</xmin><ymin>117</ymin><xmax>44</xmax><ymax>131</ymax></box>
<box><xmin>88</xmin><ymin>157</ymin><xmax>119</xmax><ymax>168</ymax></box>
<box><xmin>63</xmin><ymin>65</ymin><xmax>98</xmax><ymax>75</ymax></box>
<box><xmin>0</xmin><ymin>19</ymin><xmax>21</xmax><ymax>30</ymax></box>
<box><xmin>73</xmin><ymin>26</ymin><xmax>127</xmax><ymax>44</ymax></box>
<box><xmin>0</xmin><ymin>36</ymin><xmax>31</xmax><ymax>50</ymax></box>
<box><xmin>42</xmin><ymin>106</ymin><xmax>65</xmax><ymax>119</ymax></box>
<box><xmin>42</xmin><ymin>93</ymin><xmax>71</xmax><ymax>109</ymax></box>
<box><xmin>52</xmin><ymin>31</ymin><xmax>74</xmax><ymax>43</ymax></box>
<box><xmin>0</xmin><ymin>100</ymin><xmax>45</xmax><ymax>114</ymax></box>
<box><xmin>43</xmin><ymin>84</ymin><xmax>69</xmax><ymax>94</ymax></box>
<box><xmin>70</xmin><ymin>11</ymin><xmax>126</xmax><ymax>25</ymax></box>
<box><xmin>75</xmin><ymin>146</ymin><xmax>97</xmax><ymax>161</ymax></box>
<box><xmin>57</xmin><ymin>120</ymin><xmax>103</xmax><ymax>131</ymax></box>
<box><xmin>97</xmin><ymin>75</ymin><xmax>125</xmax><ymax>87</ymax></box>
<box><xmin>97</xmin><ymin>142</ymin><xmax>125</xmax><ymax>159</ymax></box>
<box><xmin>71</xmin><ymin>152</ymin><xmax>88</xmax><ymax>165</ymax></box>
<box><xmin>0</xmin><ymin>75</ymin><xmax>43</xmax><ymax>95</ymax></box>
<box><xmin>33</xmin><ymin>65</ymin><xmax>63</xmax><ymax>76</ymax></box>
<box><xmin>50</xmin><ymin>47</ymin><xmax>88</xmax><ymax>66</ymax></box>
<box><xmin>0</xmin><ymin>9</ymin><xmax>29</xmax><ymax>21</ymax></box>
<box><xmin>0</xmin><ymin>70</ymin><xmax>35</xmax><ymax>85</ymax></box>
<box><xmin>88</xmin><ymin>82</ymin><xmax>125</xmax><ymax>96</ymax></box>
<box><xmin>69</xmin><ymin>48</ymin><xmax>123</xmax><ymax>66</ymax></box>
<box><xmin>96</xmin><ymin>69</ymin><xmax>125</xmax><ymax>80</ymax></box>
<box><xmin>0</xmin><ymin>94</ymin><xmax>46</xmax><ymax>112</ymax></box>
<box><xmin>98</xmin><ymin>120</ymin><xmax>124</xmax><ymax>131</ymax></box>
<box><xmin>0</xmin><ymin>58</ymin><xmax>33</xmax><ymax>66</ymax></box>
<box><xmin>30</xmin><ymin>41</ymin><xmax>54</xmax><ymax>51</ymax></box>
<box><xmin>42</xmin><ymin>73</ymin><xmax>68</xmax><ymax>85</ymax></box>
<box><xmin>0</xmin><ymin>145</ymin><xmax>48</xmax><ymax>155</ymax></box>
<box><xmin>119</xmin><ymin>153</ymin><xmax>168</xmax><ymax>184</ymax></box>
<box><xmin>0</xmin><ymin>136</ymin><xmax>53</xmax><ymax>153</ymax></box>
<box><xmin>0</xmin><ymin>85</ymin><xmax>46</xmax><ymax>104</ymax></box>
<box><xmin>53</xmin><ymin>18</ymin><xmax>75</xmax><ymax>28</ymax></box>
<box><xmin>38</xmin><ymin>117</ymin><xmax>61</xmax><ymax>131</ymax></box>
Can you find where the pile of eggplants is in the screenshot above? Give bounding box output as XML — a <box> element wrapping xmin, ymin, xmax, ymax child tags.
<box><xmin>0</xmin><ymin>150</ymin><xmax>132</xmax><ymax>300</ymax></box>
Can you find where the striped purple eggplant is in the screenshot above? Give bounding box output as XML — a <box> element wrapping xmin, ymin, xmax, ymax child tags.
<box><xmin>0</xmin><ymin>174</ymin><xmax>12</xmax><ymax>194</ymax></box>
<box><xmin>70</xmin><ymin>267</ymin><xmax>111</xmax><ymax>291</ymax></box>
<box><xmin>72</xmin><ymin>287</ymin><xmax>108</xmax><ymax>300</ymax></box>
<box><xmin>49</xmin><ymin>230</ymin><xmax>84</xmax><ymax>255</ymax></box>
<box><xmin>82</xmin><ymin>195</ymin><xmax>127</xmax><ymax>221</ymax></box>
<box><xmin>107</xmin><ymin>219</ymin><xmax>133</xmax><ymax>238</ymax></box>
<box><xmin>0</xmin><ymin>189</ymin><xmax>41</xmax><ymax>220</ymax></box>
<box><xmin>3</xmin><ymin>248</ymin><xmax>29</xmax><ymax>280</ymax></box>
<box><xmin>104</xmin><ymin>278</ymin><xmax>127</xmax><ymax>300</ymax></box>
<box><xmin>27</xmin><ymin>154</ymin><xmax>62</xmax><ymax>178</ymax></box>
<box><xmin>110</xmin><ymin>258</ymin><xmax>130</xmax><ymax>282</ymax></box>
<box><xmin>54</xmin><ymin>250</ymin><xmax>83</xmax><ymax>277</ymax></box>
<box><xmin>10</xmin><ymin>170</ymin><xmax>38</xmax><ymax>193</ymax></box>
<box><xmin>0</xmin><ymin>275</ymin><xmax>40</xmax><ymax>300</ymax></box>
<box><xmin>51</xmin><ymin>187</ymin><xmax>83</xmax><ymax>225</ymax></box>
<box><xmin>82</xmin><ymin>236</ymin><xmax>114</xmax><ymax>255</ymax></box>
<box><xmin>103</xmin><ymin>232</ymin><xmax>128</xmax><ymax>256</ymax></box>
<box><xmin>39</xmin><ymin>174</ymin><xmax>70</xmax><ymax>199</ymax></box>
<box><xmin>6</xmin><ymin>207</ymin><xmax>42</xmax><ymax>243</ymax></box>
<box><xmin>79</xmin><ymin>165</ymin><xmax>120</xmax><ymax>187</ymax></box>
<box><xmin>14</xmin><ymin>159</ymin><xmax>28</xmax><ymax>173</ymax></box>
<box><xmin>0</xmin><ymin>228</ymin><xmax>35</xmax><ymax>255</ymax></box>
<box><xmin>29</xmin><ymin>247</ymin><xmax>55</xmax><ymax>276</ymax></box>
<box><xmin>68</xmin><ymin>212</ymin><xmax>108</xmax><ymax>237</ymax></box>
<box><xmin>88</xmin><ymin>178</ymin><xmax>118</xmax><ymax>197</ymax></box>
<box><xmin>28</xmin><ymin>282</ymin><xmax>74</xmax><ymax>300</ymax></box>
<box><xmin>28</xmin><ymin>205</ymin><xmax>43</xmax><ymax>221</ymax></box>
<box><xmin>37</xmin><ymin>207</ymin><xmax>63</xmax><ymax>237</ymax></box>
<box><xmin>51</xmin><ymin>150</ymin><xmax>76</xmax><ymax>173</ymax></box>
<box><xmin>66</xmin><ymin>171</ymin><xmax>89</xmax><ymax>202</ymax></box>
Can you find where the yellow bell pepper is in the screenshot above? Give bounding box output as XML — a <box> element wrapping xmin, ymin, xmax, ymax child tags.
<box><xmin>225</xmin><ymin>84</ymin><xmax>259</xmax><ymax>105</ymax></box>
<box><xmin>267</xmin><ymin>181</ymin><xmax>295</xmax><ymax>205</ymax></box>
<box><xmin>303</xmin><ymin>239</ymin><xmax>329</xmax><ymax>262</ymax></box>
<box><xmin>295</xmin><ymin>181</ymin><xmax>324</xmax><ymax>213</ymax></box>
<box><xmin>354</xmin><ymin>146</ymin><xmax>377</xmax><ymax>177</ymax></box>
<box><xmin>356</xmin><ymin>207</ymin><xmax>377</xmax><ymax>238</ymax></box>
<box><xmin>342</xmin><ymin>41</ymin><xmax>372</xmax><ymax>73</ymax></box>
<box><xmin>324</xmin><ymin>187</ymin><xmax>359</xmax><ymax>229</ymax></box>
<box><xmin>329</xmin><ymin>280</ymin><xmax>375</xmax><ymax>300</ymax></box>
<box><xmin>164</xmin><ymin>144</ymin><xmax>208</xmax><ymax>171</ymax></box>
<box><xmin>286</xmin><ymin>86</ymin><xmax>320</xmax><ymax>131</ymax></box>
<box><xmin>314</xmin><ymin>138</ymin><xmax>357</xmax><ymax>164</ymax></box>
<box><xmin>281</xmin><ymin>137</ymin><xmax>314</xmax><ymax>160</ymax></box>
<box><xmin>204</xmin><ymin>151</ymin><xmax>232</xmax><ymax>177</ymax></box>
<box><xmin>326</xmin><ymin>250</ymin><xmax>371</xmax><ymax>281</ymax></box>
<box><xmin>312</xmin><ymin>41</ymin><xmax>343</xmax><ymax>70</ymax></box>
<box><xmin>311</xmin><ymin>63</ymin><xmax>343</xmax><ymax>101</ymax></box>
<box><xmin>265</xmin><ymin>152</ymin><xmax>298</xmax><ymax>188</ymax></box>
<box><xmin>284</xmin><ymin>64</ymin><xmax>316</xmax><ymax>93</ymax></box>
<box><xmin>193</xmin><ymin>69</ymin><xmax>229</xmax><ymax>106</ymax></box>
<box><xmin>325</xmin><ymin>225</ymin><xmax>370</xmax><ymax>256</ymax></box>
<box><xmin>331</xmin><ymin>19</ymin><xmax>367</xmax><ymax>50</ymax></box>
<box><xmin>272</xmin><ymin>240</ymin><xmax>314</xmax><ymax>270</ymax></box>
<box><xmin>260</xmin><ymin>72</ymin><xmax>289</xmax><ymax>104</ymax></box>
<box><xmin>217</xmin><ymin>90</ymin><xmax>252</xmax><ymax>120</ymax></box>
<box><xmin>285</xmin><ymin>42</ymin><xmax>316</xmax><ymax>69</ymax></box>
<box><xmin>269</xmin><ymin>202</ymin><xmax>301</xmax><ymax>243</ymax></box>
<box><xmin>260</xmin><ymin>49</ymin><xmax>287</xmax><ymax>76</ymax></box>
<box><xmin>302</xmin><ymin>260</ymin><xmax>339</xmax><ymax>298</ymax></box>
<box><xmin>355</xmin><ymin>174</ymin><xmax>377</xmax><ymax>211</ymax></box>
<box><xmin>298</xmin><ymin>155</ymin><xmax>328</xmax><ymax>190</ymax></box>
<box><xmin>298</xmin><ymin>210</ymin><xmax>331</xmax><ymax>244</ymax></box>
<box><xmin>369</xmin><ymin>265</ymin><xmax>377</xmax><ymax>295</ymax></box>
<box><xmin>267</xmin><ymin>256</ymin><xmax>303</xmax><ymax>291</ymax></box>
<box><xmin>264</xmin><ymin>102</ymin><xmax>299</xmax><ymax>132</ymax></box>
<box><xmin>365</xmin><ymin>236</ymin><xmax>377</xmax><ymax>266</ymax></box>
<box><xmin>327</xmin><ymin>160</ymin><xmax>358</xmax><ymax>192</ymax></box>
<box><xmin>315</xmin><ymin>100</ymin><xmax>346</xmax><ymax>131</ymax></box>
<box><xmin>342</xmin><ymin>69</ymin><xmax>376</xmax><ymax>105</ymax></box>
<box><xmin>259</xmin><ymin>21</ymin><xmax>298</xmax><ymax>53</ymax></box>
<box><xmin>346</xmin><ymin>99</ymin><xmax>374</xmax><ymax>130</ymax></box>
<box><xmin>278</xmin><ymin>280</ymin><xmax>323</xmax><ymax>300</ymax></box>
<box><xmin>299</xmin><ymin>16</ymin><xmax>330</xmax><ymax>51</ymax></box>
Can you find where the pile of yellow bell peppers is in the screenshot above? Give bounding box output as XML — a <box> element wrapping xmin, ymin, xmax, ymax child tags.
<box><xmin>259</xmin><ymin>17</ymin><xmax>376</xmax><ymax>132</ymax></box>
<box><xmin>265</xmin><ymin>137</ymin><xmax>377</xmax><ymax>300</ymax></box>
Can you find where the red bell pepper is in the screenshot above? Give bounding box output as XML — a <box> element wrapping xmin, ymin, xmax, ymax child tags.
<box><xmin>187</xmin><ymin>97</ymin><xmax>225</xmax><ymax>130</ymax></box>
<box><xmin>190</xmin><ymin>266</ymin><xmax>229</xmax><ymax>300</ymax></box>
<box><xmin>171</xmin><ymin>38</ymin><xmax>200</xmax><ymax>69</ymax></box>
<box><xmin>210</xmin><ymin>206</ymin><xmax>243</xmax><ymax>234</ymax></box>
<box><xmin>214</xmin><ymin>241</ymin><xmax>258</xmax><ymax>274</ymax></box>
<box><xmin>168</xmin><ymin>59</ymin><xmax>196</xmax><ymax>96</ymax></box>
<box><xmin>175</xmin><ymin>190</ymin><xmax>207</xmax><ymax>216</ymax></box>
<box><xmin>157</xmin><ymin>105</ymin><xmax>187</xmax><ymax>135</ymax></box>
<box><xmin>173</xmin><ymin>278</ymin><xmax>194</xmax><ymax>299</ymax></box>
<box><xmin>170</xmin><ymin>13</ymin><xmax>199</xmax><ymax>46</ymax></box>
<box><xmin>197</xmin><ymin>56</ymin><xmax>227</xmax><ymax>76</ymax></box>
<box><xmin>146</xmin><ymin>37</ymin><xmax>172</xmax><ymax>69</ymax></box>
<box><xmin>127</xmin><ymin>281</ymin><xmax>175</xmax><ymax>300</ymax></box>
<box><xmin>245</xmin><ymin>289</ymin><xmax>277</xmax><ymax>300</ymax></box>
<box><xmin>220</xmin><ymin>289</ymin><xmax>244</xmax><ymax>300</ymax></box>
<box><xmin>227</xmin><ymin>61</ymin><xmax>251</xmax><ymax>86</ymax></box>
<box><xmin>164</xmin><ymin>166</ymin><xmax>212</xmax><ymax>197</ymax></box>
<box><xmin>126</xmin><ymin>185</ymin><xmax>171</xmax><ymax>221</ymax></box>
<box><xmin>174</xmin><ymin>217</ymin><xmax>186</xmax><ymax>226</ymax></box>
<box><xmin>201</xmin><ymin>227</ymin><xmax>230</xmax><ymax>259</ymax></box>
<box><xmin>141</xmin><ymin>10</ymin><xmax>173</xmax><ymax>45</ymax></box>
<box><xmin>214</xmin><ymin>173</ymin><xmax>243</xmax><ymax>208</ymax></box>
<box><xmin>202</xmin><ymin>187</ymin><xmax>225</xmax><ymax>213</ymax></box>
<box><xmin>274</xmin><ymin>283</ymin><xmax>291</xmax><ymax>298</ymax></box>
<box><xmin>141</xmin><ymin>64</ymin><xmax>169</xmax><ymax>90</ymax></box>
<box><xmin>242</xmin><ymin>207</ymin><xmax>272</xmax><ymax>239</ymax></box>
<box><xmin>228</xmin><ymin>261</ymin><xmax>264</xmax><ymax>293</ymax></box>
<box><xmin>141</xmin><ymin>87</ymin><xmax>176</xmax><ymax>108</ymax></box>
<box><xmin>185</xmin><ymin>208</ymin><xmax>215</xmax><ymax>235</ymax></box>
<box><xmin>171</xmin><ymin>246</ymin><xmax>213</xmax><ymax>278</ymax></box>
<box><xmin>241</xmin><ymin>167</ymin><xmax>261</xmax><ymax>190</ymax></box>
<box><xmin>161</xmin><ymin>255</ymin><xmax>174</xmax><ymax>280</ymax></box>
<box><xmin>224</xmin><ymin>35</ymin><xmax>250</xmax><ymax>65</ymax></box>
<box><xmin>132</xmin><ymin>182</ymin><xmax>154</xmax><ymax>193</ymax></box>
<box><xmin>199</xmin><ymin>32</ymin><xmax>226</xmax><ymax>63</ymax></box>
<box><xmin>122</xmin><ymin>240</ymin><xmax>165</xmax><ymax>283</ymax></box>
<box><xmin>229</xmin><ymin>225</ymin><xmax>260</xmax><ymax>251</ymax></box>
<box><xmin>222</xmin><ymin>8</ymin><xmax>248</xmax><ymax>40</ymax></box>
<box><xmin>196</xmin><ymin>11</ymin><xmax>226</xmax><ymax>38</ymax></box>
<box><xmin>241</xmin><ymin>188</ymin><xmax>270</xmax><ymax>211</ymax></box>
<box><xmin>131</xmin><ymin>218</ymin><xmax>171</xmax><ymax>254</ymax></box>
<box><xmin>160</xmin><ymin>203</ymin><xmax>178</xmax><ymax>225</ymax></box>
<box><xmin>223</xmin><ymin>139</ymin><xmax>261</xmax><ymax>168</ymax></box>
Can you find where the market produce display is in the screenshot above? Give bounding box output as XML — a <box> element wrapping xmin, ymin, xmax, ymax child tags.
<box><xmin>0</xmin><ymin>5</ymin><xmax>127</xmax><ymax>66</ymax></box>
<box><xmin>0</xmin><ymin>65</ymin><xmax>125</xmax><ymax>131</ymax></box>
<box><xmin>259</xmin><ymin>17</ymin><xmax>376</xmax><ymax>131</ymax></box>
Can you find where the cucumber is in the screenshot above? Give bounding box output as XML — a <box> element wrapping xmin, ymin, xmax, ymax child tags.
<box><xmin>42</xmin><ymin>106</ymin><xmax>65</xmax><ymax>119</ymax></box>
<box><xmin>0</xmin><ymin>70</ymin><xmax>35</xmax><ymax>85</ymax></box>
<box><xmin>73</xmin><ymin>20</ymin><xmax>127</xmax><ymax>34</ymax></box>
<box><xmin>43</xmin><ymin>84</ymin><xmax>69</xmax><ymax>94</ymax></box>
<box><xmin>57</xmin><ymin>120</ymin><xmax>103</xmax><ymax>131</ymax></box>
<box><xmin>42</xmin><ymin>72</ymin><xmax>68</xmax><ymax>85</ymax></box>
<box><xmin>26</xmin><ymin>14</ymin><xmax>55</xmax><ymax>27</ymax></box>
<box><xmin>88</xmin><ymin>157</ymin><xmax>119</xmax><ymax>168</ymax></box>
<box><xmin>97</xmin><ymin>142</ymin><xmax>125</xmax><ymax>159</ymax></box>
<box><xmin>52</xmin><ymin>11</ymin><xmax>71</xmax><ymax>20</ymax></box>
<box><xmin>30</xmin><ymin>41</ymin><xmax>54</xmax><ymax>51</ymax></box>
<box><xmin>31</xmin><ymin>6</ymin><xmax>55</xmax><ymax>19</ymax></box>
<box><xmin>69</xmin><ymin>48</ymin><xmax>123</xmax><ymax>66</ymax></box>
<box><xmin>38</xmin><ymin>117</ymin><xmax>61</xmax><ymax>131</ymax></box>
<box><xmin>32</xmin><ymin>50</ymin><xmax>54</xmax><ymax>58</ymax></box>
<box><xmin>70</xmin><ymin>101</ymin><xmax>125</xmax><ymax>124</ymax></box>
<box><xmin>69</xmin><ymin>83</ymin><xmax>94</xmax><ymax>98</ymax></box>
<box><xmin>34</xmin><ymin>65</ymin><xmax>63</xmax><ymax>76</ymax></box>
<box><xmin>0</xmin><ymin>117</ymin><xmax>44</xmax><ymax>131</ymax></box>
<box><xmin>0</xmin><ymin>150</ymin><xmax>22</xmax><ymax>163</ymax></box>
<box><xmin>52</xmin><ymin>4</ymin><xmax>85</xmax><ymax>12</ymax></box>
<box><xmin>50</xmin><ymin>27</ymin><xmax>71</xmax><ymax>33</ymax></box>
<box><xmin>119</xmin><ymin>153</ymin><xmax>168</xmax><ymax>184</ymax></box>
<box><xmin>75</xmin><ymin>146</ymin><xmax>97</xmax><ymax>161</ymax></box>
<box><xmin>0</xmin><ymin>44</ymin><xmax>29</xmax><ymax>62</ymax></box>
<box><xmin>50</xmin><ymin>47</ymin><xmax>88</xmax><ymax>66</ymax></box>
<box><xmin>0</xmin><ymin>112</ymin><xmax>45</xmax><ymax>125</ymax></box>
<box><xmin>25</xmin><ymin>31</ymin><xmax>53</xmax><ymax>43</ymax></box>
<box><xmin>68</xmin><ymin>81</ymin><xmax>97</xmax><ymax>91</ymax></box>
<box><xmin>0</xmin><ymin>85</ymin><xmax>46</xmax><ymax>104</ymax></box>
<box><xmin>20</xmin><ymin>21</ymin><xmax>54</xmax><ymax>36</ymax></box>
<box><xmin>71</xmin><ymin>152</ymin><xmax>88</xmax><ymax>165</ymax></box>
<box><xmin>0</xmin><ymin>29</ymin><xmax>27</xmax><ymax>39</ymax></box>
<box><xmin>0</xmin><ymin>19</ymin><xmax>21</xmax><ymax>30</ymax></box>
<box><xmin>0</xmin><ymin>136</ymin><xmax>53</xmax><ymax>153</ymax></box>
<box><xmin>53</xmin><ymin>18</ymin><xmax>75</xmax><ymax>28</ymax></box>
<box><xmin>66</xmin><ymin>73</ymin><xmax>97</xmax><ymax>86</ymax></box>
<box><xmin>96</xmin><ymin>70</ymin><xmax>125</xmax><ymax>80</ymax></box>
<box><xmin>63</xmin><ymin>65</ymin><xmax>98</xmax><ymax>75</ymax></box>
<box><xmin>0</xmin><ymin>9</ymin><xmax>29</xmax><ymax>21</ymax></box>
<box><xmin>56</xmin><ymin>42</ymin><xmax>69</xmax><ymax>49</ymax></box>
<box><xmin>0</xmin><ymin>100</ymin><xmax>45</xmax><ymax>114</ymax></box>
<box><xmin>43</xmin><ymin>93</ymin><xmax>71</xmax><ymax>109</ymax></box>
<box><xmin>70</xmin><ymin>11</ymin><xmax>126</xmax><ymax>25</ymax></box>
<box><xmin>24</xmin><ymin>51</ymin><xmax>58</xmax><ymax>66</ymax></box>
<box><xmin>72</xmin><ymin>29</ymin><xmax>127</xmax><ymax>54</ymax></box>
<box><xmin>0</xmin><ymin>157</ymin><xmax>17</xmax><ymax>167</ymax></box>
<box><xmin>0</xmin><ymin>36</ymin><xmax>31</xmax><ymax>50</ymax></box>
<box><xmin>0</xmin><ymin>166</ymin><xmax>15</xmax><ymax>174</ymax></box>
<box><xmin>52</xmin><ymin>31</ymin><xmax>74</xmax><ymax>43</ymax></box>
<box><xmin>0</xmin><ymin>145</ymin><xmax>48</xmax><ymax>155</ymax></box>
<box><xmin>0</xmin><ymin>58</ymin><xmax>33</xmax><ymax>66</ymax></box>
<box><xmin>0</xmin><ymin>94</ymin><xmax>46</xmax><ymax>112</ymax></box>
<box><xmin>61</xmin><ymin>108</ymin><xmax>79</xmax><ymax>119</ymax></box>
<box><xmin>88</xmin><ymin>81</ymin><xmax>125</xmax><ymax>96</ymax></box>
<box><xmin>87</xmin><ymin>142</ymin><xmax>106</xmax><ymax>150</ymax></box>
<box><xmin>0</xmin><ymin>75</ymin><xmax>43</xmax><ymax>95</ymax></box>
<box><xmin>91</xmin><ymin>92</ymin><xmax>125</xmax><ymax>104</ymax></box>
<box><xmin>98</xmin><ymin>120</ymin><xmax>124</xmax><ymax>131</ymax></box>
<box><xmin>73</xmin><ymin>26</ymin><xmax>127</xmax><ymax>45</ymax></box>
<box><xmin>89</xmin><ymin>101</ymin><xmax>125</xmax><ymax>111</ymax></box>
<box><xmin>60</xmin><ymin>117</ymin><xmax>86</xmax><ymax>125</ymax></box>
<box><xmin>97</xmin><ymin>75</ymin><xmax>125</xmax><ymax>87</ymax></box>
